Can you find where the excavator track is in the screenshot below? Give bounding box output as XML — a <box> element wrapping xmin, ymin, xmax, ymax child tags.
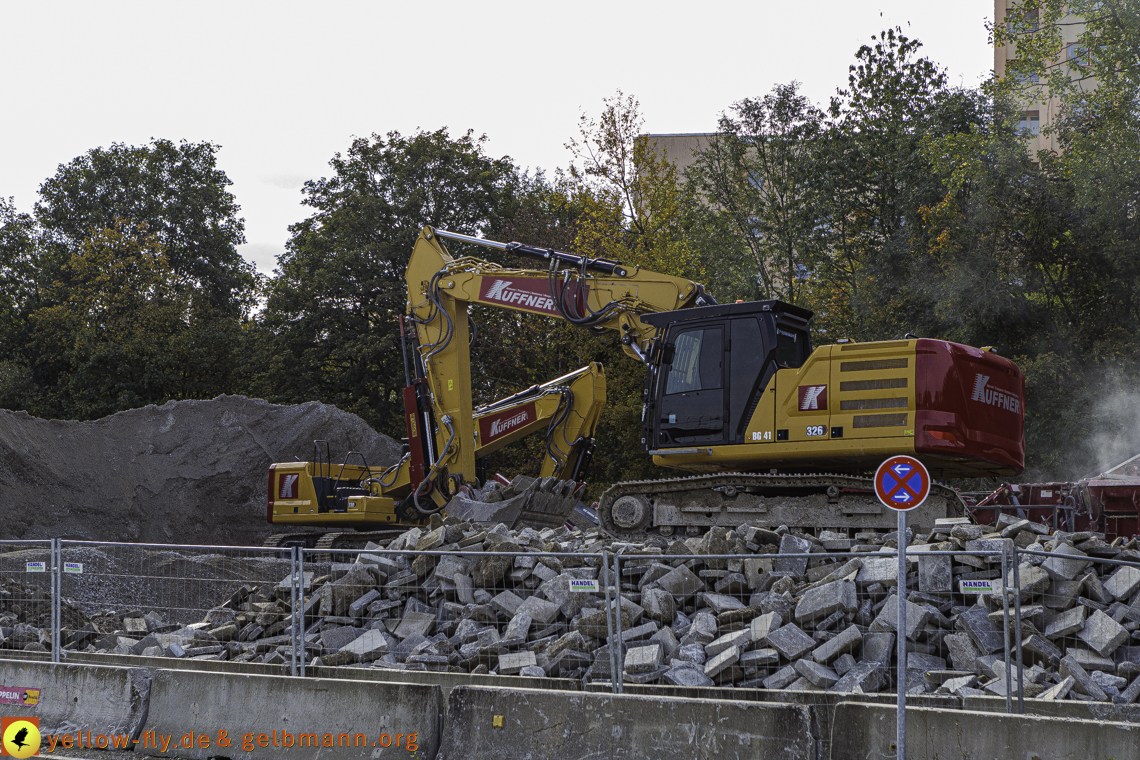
<box><xmin>597</xmin><ymin>472</ymin><xmax>965</xmax><ymax>540</ymax></box>
<box><xmin>263</xmin><ymin>530</ymin><xmax>411</xmax><ymax>559</ymax></box>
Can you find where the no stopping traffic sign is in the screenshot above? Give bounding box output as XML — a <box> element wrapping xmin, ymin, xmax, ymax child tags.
<box><xmin>874</xmin><ymin>455</ymin><xmax>931</xmax><ymax>511</ymax></box>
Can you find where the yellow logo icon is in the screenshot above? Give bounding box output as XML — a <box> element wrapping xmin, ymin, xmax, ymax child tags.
<box><xmin>2</xmin><ymin>718</ymin><xmax>40</xmax><ymax>758</ymax></box>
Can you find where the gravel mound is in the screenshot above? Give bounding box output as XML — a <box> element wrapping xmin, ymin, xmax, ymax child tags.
<box><xmin>0</xmin><ymin>395</ymin><xmax>400</xmax><ymax>545</ymax></box>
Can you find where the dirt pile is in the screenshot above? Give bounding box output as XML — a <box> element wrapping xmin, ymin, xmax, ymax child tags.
<box><xmin>0</xmin><ymin>395</ymin><xmax>400</xmax><ymax>545</ymax></box>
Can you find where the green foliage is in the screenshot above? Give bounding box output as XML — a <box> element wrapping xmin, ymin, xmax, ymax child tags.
<box><xmin>255</xmin><ymin>129</ymin><xmax>519</xmax><ymax>438</ymax></box>
<box><xmin>0</xmin><ymin>141</ymin><xmax>258</xmax><ymax>419</ymax></box>
<box><xmin>25</xmin><ymin>223</ymin><xmax>244</xmax><ymax>419</ymax></box>
<box><xmin>34</xmin><ymin>139</ymin><xmax>255</xmax><ymax>309</ymax></box>
<box><xmin>685</xmin><ymin>82</ymin><xmax>824</xmax><ymax>304</ymax></box>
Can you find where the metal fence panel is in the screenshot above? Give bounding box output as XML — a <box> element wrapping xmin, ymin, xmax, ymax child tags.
<box><xmin>0</xmin><ymin>540</ymin><xmax>55</xmax><ymax>658</ymax></box>
<box><xmin>54</xmin><ymin>540</ymin><xmax>295</xmax><ymax>667</ymax></box>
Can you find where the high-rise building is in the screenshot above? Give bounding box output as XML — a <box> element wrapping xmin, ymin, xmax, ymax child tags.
<box><xmin>994</xmin><ymin>0</ymin><xmax>1089</xmax><ymax>155</ymax></box>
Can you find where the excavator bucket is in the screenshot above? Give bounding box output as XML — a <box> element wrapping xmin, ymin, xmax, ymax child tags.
<box><xmin>444</xmin><ymin>475</ymin><xmax>587</xmax><ymax>530</ymax></box>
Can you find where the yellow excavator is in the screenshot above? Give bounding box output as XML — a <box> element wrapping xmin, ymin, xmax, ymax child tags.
<box><xmin>267</xmin><ymin>225</ymin><xmax>1025</xmax><ymax>541</ymax></box>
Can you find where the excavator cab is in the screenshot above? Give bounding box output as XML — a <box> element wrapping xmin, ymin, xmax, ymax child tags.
<box><xmin>642</xmin><ymin>300</ymin><xmax>814</xmax><ymax>450</ymax></box>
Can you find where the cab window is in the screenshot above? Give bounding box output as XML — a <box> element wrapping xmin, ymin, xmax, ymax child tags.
<box><xmin>775</xmin><ymin>328</ymin><xmax>808</xmax><ymax>368</ymax></box>
<box><xmin>665</xmin><ymin>329</ymin><xmax>723</xmax><ymax>394</ymax></box>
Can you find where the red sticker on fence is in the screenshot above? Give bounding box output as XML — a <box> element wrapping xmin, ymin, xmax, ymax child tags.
<box><xmin>0</xmin><ymin>687</ymin><xmax>40</xmax><ymax>706</ymax></box>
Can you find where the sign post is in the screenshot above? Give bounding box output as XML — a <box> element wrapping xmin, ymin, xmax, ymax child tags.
<box><xmin>874</xmin><ymin>455</ymin><xmax>931</xmax><ymax>760</ymax></box>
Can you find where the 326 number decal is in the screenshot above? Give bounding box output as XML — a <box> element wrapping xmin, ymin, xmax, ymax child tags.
<box><xmin>806</xmin><ymin>425</ymin><xmax>828</xmax><ymax>437</ymax></box>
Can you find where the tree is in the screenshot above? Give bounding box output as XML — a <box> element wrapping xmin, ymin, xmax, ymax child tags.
<box><xmin>685</xmin><ymin>82</ymin><xmax>825</xmax><ymax>304</ymax></box>
<box><xmin>34</xmin><ymin>139</ymin><xmax>256</xmax><ymax>310</ymax></box>
<box><xmin>566</xmin><ymin>90</ymin><xmax>702</xmax><ymax>280</ymax></box>
<box><xmin>812</xmin><ymin>28</ymin><xmax>956</xmax><ymax>340</ymax></box>
<box><xmin>0</xmin><ymin>198</ymin><xmax>38</xmax><ymax>409</ymax></box>
<box><xmin>1</xmin><ymin>140</ymin><xmax>259</xmax><ymax>419</ymax></box>
<box><xmin>22</xmin><ymin>222</ymin><xmax>246</xmax><ymax>419</ymax></box>
<box><xmin>255</xmin><ymin>129</ymin><xmax>519</xmax><ymax>436</ymax></box>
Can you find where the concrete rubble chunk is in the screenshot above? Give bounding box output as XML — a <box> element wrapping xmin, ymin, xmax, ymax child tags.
<box><xmin>740</xmin><ymin>648</ymin><xmax>779</xmax><ymax>669</ymax></box>
<box><xmin>650</xmin><ymin>626</ymin><xmax>679</xmax><ymax>661</ymax></box>
<box><xmin>338</xmin><ymin>629</ymin><xmax>389</xmax><ymax>663</ymax></box>
<box><xmin>832</xmin><ymin>661</ymin><xmax>886</xmax><ymax>693</ymax></box>
<box><xmin>656</xmin><ymin>564</ymin><xmax>704</xmax><ymax>600</ymax></box>
<box><xmin>1007</xmin><ymin>564</ymin><xmax>1051</xmax><ymax>598</ymax></box>
<box><xmin>515</xmin><ymin>596</ymin><xmax>560</xmax><ymax>625</ymax></box>
<box><xmin>664</xmin><ymin>665</ymin><xmax>714</xmax><ymax>687</ymax></box>
<box><xmin>1022</xmin><ymin>634</ymin><xmax>1063</xmax><ymax>668</ymax></box>
<box><xmin>498</xmin><ymin>650</ymin><xmax>537</xmax><ymax>675</ymax></box>
<box><xmin>1038</xmin><ymin>676</ymin><xmax>1075</xmax><ymax>700</ymax></box>
<box><xmin>957</xmin><ymin>605</ymin><xmax>1004</xmax><ymax>654</ymax></box>
<box><xmin>1060</xmin><ymin>655</ymin><xmax>1108</xmax><ymax>701</ymax></box>
<box><xmin>1104</xmin><ymin>566</ymin><xmax>1140</xmax><ymax>602</ymax></box>
<box><xmin>1065</xmin><ymin>647</ymin><xmax>1115</xmax><ymax>672</ymax></box>
<box><xmin>393</xmin><ymin>611</ymin><xmax>435</xmax><ymax>640</ymax></box>
<box><xmin>624</xmin><ymin>643</ymin><xmax>664</xmax><ymax>674</ymax></box>
<box><xmin>1077</xmin><ymin>610</ymin><xmax>1129</xmax><ymax>657</ymax></box>
<box><xmin>943</xmin><ymin>633</ymin><xmax>980</xmax><ymax>672</ymax></box>
<box><xmin>795</xmin><ymin>579</ymin><xmax>857</xmax><ymax>625</ymax></box>
<box><xmin>1042</xmin><ymin>543</ymin><xmax>1091</xmax><ymax>581</ymax></box>
<box><xmin>1118</xmin><ymin>675</ymin><xmax>1140</xmax><ymax>705</ymax></box>
<box><xmin>1046</xmin><ymin>605</ymin><xmax>1087</xmax><ymax>639</ymax></box>
<box><xmin>703</xmin><ymin>645</ymin><xmax>741</xmax><ymax>678</ymax></box>
<box><xmin>490</xmin><ymin>590</ymin><xmax>524</xmax><ymax>618</ymax></box>
<box><xmin>641</xmin><ymin>586</ymin><xmax>676</xmax><ymax>624</ymax></box>
<box><xmin>774</xmin><ymin>534</ymin><xmax>813</xmax><ymax>575</ymax></box>
<box><xmin>812</xmin><ymin>624</ymin><xmax>863</xmax><ymax>664</ymax></box>
<box><xmin>701</xmin><ymin>592</ymin><xmax>745</xmax><ymax>614</ymax></box>
<box><xmin>795</xmin><ymin>659</ymin><xmax>839</xmax><ymax>688</ymax></box>
<box><xmin>870</xmin><ymin>594</ymin><xmax>930</xmax><ymax>641</ymax></box>
<box><xmin>855</xmin><ymin>557</ymin><xmax>898</xmax><ymax>588</ymax></box>
<box><xmin>918</xmin><ymin>555</ymin><xmax>952</xmax><ymax>593</ymax></box>
<box><xmin>749</xmin><ymin>611</ymin><xmax>783</xmax><ymax>644</ymax></box>
<box><xmin>763</xmin><ymin>664</ymin><xmax>800</xmax><ymax>690</ymax></box>
<box><xmin>674</xmin><ymin>643</ymin><xmax>707</xmax><ymax>665</ymax></box>
<box><xmin>503</xmin><ymin>612</ymin><xmax>532</xmax><ymax>642</ymax></box>
<box><xmin>766</xmin><ymin>623</ymin><xmax>816</xmax><ymax>661</ymax></box>
<box><xmin>706</xmin><ymin>628</ymin><xmax>751</xmax><ymax>658</ymax></box>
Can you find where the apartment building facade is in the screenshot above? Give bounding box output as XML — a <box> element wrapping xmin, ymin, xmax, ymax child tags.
<box><xmin>993</xmin><ymin>0</ymin><xmax>1089</xmax><ymax>154</ymax></box>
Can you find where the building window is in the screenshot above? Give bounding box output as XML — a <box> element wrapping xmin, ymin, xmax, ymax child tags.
<box><xmin>1008</xmin><ymin>8</ymin><xmax>1038</xmax><ymax>33</ymax></box>
<box><xmin>1008</xmin><ymin>60</ymin><xmax>1040</xmax><ymax>84</ymax></box>
<box><xmin>1067</xmin><ymin>44</ymin><xmax>1087</xmax><ymax>67</ymax></box>
<box><xmin>1019</xmin><ymin>111</ymin><xmax>1041</xmax><ymax>135</ymax></box>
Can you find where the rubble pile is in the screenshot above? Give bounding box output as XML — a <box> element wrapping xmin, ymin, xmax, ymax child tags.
<box><xmin>4</xmin><ymin>513</ymin><xmax>1140</xmax><ymax>703</ymax></box>
<box><xmin>0</xmin><ymin>395</ymin><xmax>400</xmax><ymax>545</ymax></box>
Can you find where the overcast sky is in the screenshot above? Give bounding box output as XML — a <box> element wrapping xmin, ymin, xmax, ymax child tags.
<box><xmin>1</xmin><ymin>1</ymin><xmax>994</xmax><ymax>275</ymax></box>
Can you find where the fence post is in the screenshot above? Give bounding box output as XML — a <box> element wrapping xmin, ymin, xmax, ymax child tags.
<box><xmin>612</xmin><ymin>548</ymin><xmax>625</xmax><ymax>694</ymax></box>
<box><xmin>51</xmin><ymin>538</ymin><xmax>61</xmax><ymax>663</ymax></box>
<box><xmin>1000</xmin><ymin>544</ymin><xmax>1012</xmax><ymax>714</ymax></box>
<box><xmin>298</xmin><ymin>547</ymin><xmax>307</xmax><ymax>678</ymax></box>
<box><xmin>601</xmin><ymin>551</ymin><xmax>618</xmax><ymax>694</ymax></box>
<box><xmin>290</xmin><ymin>546</ymin><xmax>299</xmax><ymax>677</ymax></box>
<box><xmin>1012</xmin><ymin>547</ymin><xmax>1024</xmax><ymax>713</ymax></box>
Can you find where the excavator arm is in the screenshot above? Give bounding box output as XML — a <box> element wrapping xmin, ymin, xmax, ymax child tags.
<box><xmin>401</xmin><ymin>226</ymin><xmax>712</xmax><ymax>509</ymax></box>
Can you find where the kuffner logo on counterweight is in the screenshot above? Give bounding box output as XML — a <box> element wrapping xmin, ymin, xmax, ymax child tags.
<box><xmin>970</xmin><ymin>374</ymin><xmax>1021</xmax><ymax>413</ymax></box>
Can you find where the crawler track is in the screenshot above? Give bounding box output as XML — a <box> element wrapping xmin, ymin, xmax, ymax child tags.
<box><xmin>597</xmin><ymin>472</ymin><xmax>965</xmax><ymax>539</ymax></box>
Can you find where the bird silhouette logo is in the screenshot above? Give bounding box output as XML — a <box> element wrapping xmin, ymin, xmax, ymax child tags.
<box><xmin>1</xmin><ymin>717</ymin><xmax>41</xmax><ymax>758</ymax></box>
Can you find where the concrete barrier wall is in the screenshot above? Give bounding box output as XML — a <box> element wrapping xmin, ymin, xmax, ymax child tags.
<box><xmin>831</xmin><ymin>701</ymin><xmax>1140</xmax><ymax>760</ymax></box>
<box><xmin>437</xmin><ymin>685</ymin><xmax>814</xmax><ymax>760</ymax></box>
<box><xmin>143</xmin><ymin>669</ymin><xmax>442</xmax><ymax>759</ymax></box>
<box><xmin>964</xmin><ymin>693</ymin><xmax>1140</xmax><ymax>724</ymax></box>
<box><xmin>0</xmin><ymin>659</ymin><xmax>148</xmax><ymax>739</ymax></box>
